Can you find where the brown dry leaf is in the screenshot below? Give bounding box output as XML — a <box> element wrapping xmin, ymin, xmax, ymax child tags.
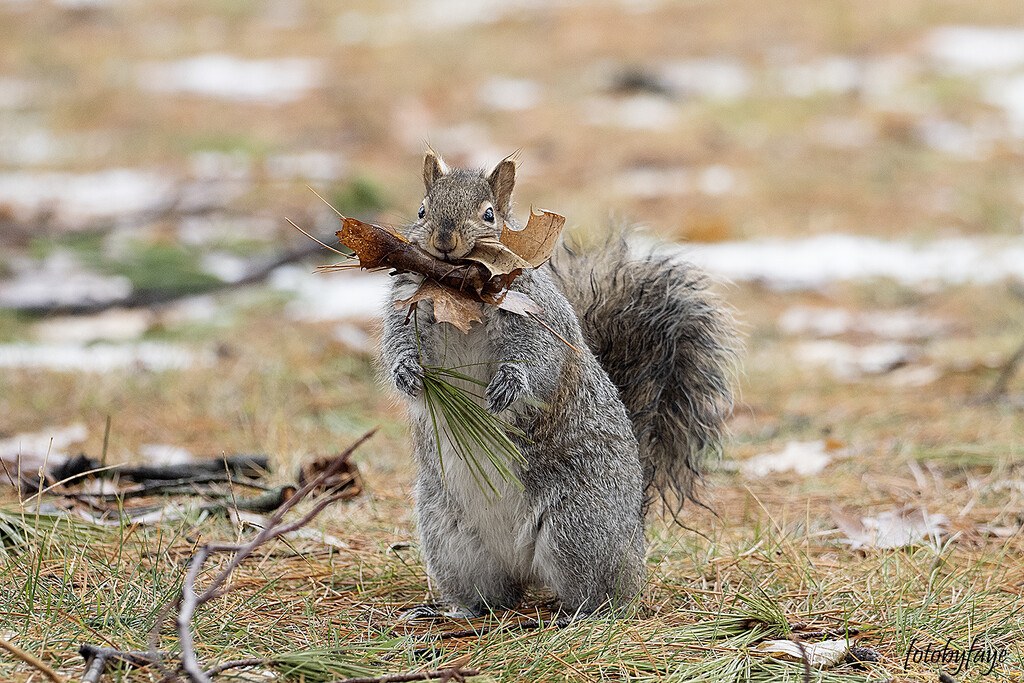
<box><xmin>462</xmin><ymin>236</ymin><xmax>532</xmax><ymax>277</ymax></box>
<box><xmin>396</xmin><ymin>279</ymin><xmax>484</xmax><ymax>333</ymax></box>
<box><xmin>500</xmin><ymin>208</ymin><xmax>566</xmax><ymax>268</ymax></box>
<box><xmin>337</xmin><ymin>216</ymin><xmax>409</xmax><ymax>269</ymax></box>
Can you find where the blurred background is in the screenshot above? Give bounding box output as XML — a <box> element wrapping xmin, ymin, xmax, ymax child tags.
<box><xmin>1</xmin><ymin>0</ymin><xmax>1022</xmax><ymax>487</ymax></box>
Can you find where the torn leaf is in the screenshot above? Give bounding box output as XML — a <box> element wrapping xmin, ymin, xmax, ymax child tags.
<box><xmin>396</xmin><ymin>279</ymin><xmax>484</xmax><ymax>333</ymax></box>
<box><xmin>462</xmin><ymin>236</ymin><xmax>532</xmax><ymax>277</ymax></box>
<box><xmin>500</xmin><ymin>208</ymin><xmax>566</xmax><ymax>268</ymax></box>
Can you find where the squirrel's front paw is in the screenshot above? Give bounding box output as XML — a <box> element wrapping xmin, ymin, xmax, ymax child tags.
<box><xmin>393</xmin><ymin>353</ymin><xmax>424</xmax><ymax>397</ymax></box>
<box><xmin>486</xmin><ymin>365</ymin><xmax>527</xmax><ymax>413</ymax></box>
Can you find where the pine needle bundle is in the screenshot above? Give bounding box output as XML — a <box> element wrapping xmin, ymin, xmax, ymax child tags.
<box><xmin>420</xmin><ymin>364</ymin><xmax>528</xmax><ymax>497</ymax></box>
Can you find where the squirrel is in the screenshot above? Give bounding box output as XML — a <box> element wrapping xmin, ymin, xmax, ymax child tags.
<box><xmin>379</xmin><ymin>151</ymin><xmax>736</xmax><ymax>617</ymax></box>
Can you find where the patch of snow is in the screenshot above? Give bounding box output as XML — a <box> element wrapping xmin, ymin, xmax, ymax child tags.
<box><xmin>924</xmin><ymin>26</ymin><xmax>1024</xmax><ymax>74</ymax></box>
<box><xmin>659</xmin><ymin>58</ymin><xmax>752</xmax><ymax>100</ymax></box>
<box><xmin>0</xmin><ymin>78</ymin><xmax>34</xmax><ymax>109</ymax></box>
<box><xmin>265</xmin><ymin>151</ymin><xmax>346</xmax><ymax>181</ymax></box>
<box><xmin>270</xmin><ymin>267</ymin><xmax>391</xmax><ymax>321</ymax></box>
<box><xmin>983</xmin><ymin>74</ymin><xmax>1024</xmax><ymax>138</ymax></box>
<box><xmin>0</xmin><ymin>124</ymin><xmax>65</xmax><ymax>165</ymax></box>
<box><xmin>741</xmin><ymin>440</ymin><xmax>837</xmax><ymax>477</ymax></box>
<box><xmin>778</xmin><ymin>56</ymin><xmax>862</xmax><ymax>98</ymax></box>
<box><xmin>832</xmin><ymin>505</ymin><xmax>947</xmax><ymax>549</ymax></box>
<box><xmin>779</xmin><ymin>306</ymin><xmax>950</xmax><ymax>340</ymax></box>
<box><xmin>584</xmin><ymin>95</ymin><xmax>677</xmax><ymax>130</ymax></box>
<box><xmin>796</xmin><ymin>340</ymin><xmax>918</xmax><ymax>380</ymax></box>
<box><xmin>34</xmin><ymin>309</ymin><xmax>152</xmax><ymax>343</ymax></box>
<box><xmin>176</xmin><ymin>215</ymin><xmax>278</xmax><ymax>246</ymax></box>
<box><xmin>333</xmin><ymin>323</ymin><xmax>371</xmax><ymax>352</ymax></box>
<box><xmin>0</xmin><ymin>169</ymin><xmax>177</xmax><ymax>226</ymax></box>
<box><xmin>0</xmin><ymin>252</ymin><xmax>131</xmax><ymax>310</ymax></box>
<box><xmin>137</xmin><ymin>54</ymin><xmax>324</xmax><ymax>104</ymax></box>
<box><xmin>0</xmin><ymin>342</ymin><xmax>212</xmax><ymax>372</ymax></box>
<box><xmin>697</xmin><ymin>165</ymin><xmax>736</xmax><ymax>196</ymax></box>
<box><xmin>478</xmin><ymin>77</ymin><xmax>542</xmax><ymax>111</ymax></box>
<box><xmin>916</xmin><ymin>116</ymin><xmax>1002</xmax><ymax>159</ymax></box>
<box><xmin>200</xmin><ymin>252</ymin><xmax>250</xmax><ymax>283</ymax></box>
<box><xmin>189</xmin><ymin>150</ymin><xmax>252</xmax><ymax>181</ymax></box>
<box><xmin>0</xmin><ymin>423</ymin><xmax>87</xmax><ymax>464</ymax></box>
<box><xmin>681</xmin><ymin>234</ymin><xmax>1024</xmax><ymax>291</ymax></box>
<box><xmin>139</xmin><ymin>443</ymin><xmax>194</xmax><ymax>465</ymax></box>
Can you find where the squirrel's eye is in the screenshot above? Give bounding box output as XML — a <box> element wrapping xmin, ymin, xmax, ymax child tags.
<box><xmin>418</xmin><ymin>205</ymin><xmax>425</xmax><ymax>219</ymax></box>
<box><xmin>483</xmin><ymin>207</ymin><xmax>494</xmax><ymax>223</ymax></box>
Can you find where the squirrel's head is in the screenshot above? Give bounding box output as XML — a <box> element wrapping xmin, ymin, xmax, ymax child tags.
<box><xmin>407</xmin><ymin>150</ymin><xmax>516</xmax><ymax>261</ymax></box>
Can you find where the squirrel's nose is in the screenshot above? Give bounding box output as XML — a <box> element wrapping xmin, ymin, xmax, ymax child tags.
<box><xmin>433</xmin><ymin>232</ymin><xmax>457</xmax><ymax>255</ymax></box>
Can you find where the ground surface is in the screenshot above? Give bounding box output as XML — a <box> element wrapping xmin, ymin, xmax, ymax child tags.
<box><xmin>1</xmin><ymin>1</ymin><xmax>1023</xmax><ymax>681</ymax></box>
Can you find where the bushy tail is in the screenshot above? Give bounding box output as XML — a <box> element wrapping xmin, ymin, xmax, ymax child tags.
<box><xmin>549</xmin><ymin>234</ymin><xmax>738</xmax><ymax>515</ymax></box>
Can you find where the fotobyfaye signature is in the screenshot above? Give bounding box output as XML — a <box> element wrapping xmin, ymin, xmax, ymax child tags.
<box><xmin>904</xmin><ymin>636</ymin><xmax>1010</xmax><ymax>675</ymax></box>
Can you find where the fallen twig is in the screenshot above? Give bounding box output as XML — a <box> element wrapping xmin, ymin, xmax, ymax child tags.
<box><xmin>0</xmin><ymin>637</ymin><xmax>67</xmax><ymax>683</ymax></box>
<box><xmin>145</xmin><ymin>429</ymin><xmax>377</xmax><ymax>683</ymax></box>
<box><xmin>78</xmin><ymin>644</ymin><xmax>168</xmax><ymax>683</ymax></box>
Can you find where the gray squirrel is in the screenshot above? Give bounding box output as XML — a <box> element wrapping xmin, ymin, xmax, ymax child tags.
<box><xmin>379</xmin><ymin>151</ymin><xmax>736</xmax><ymax>616</ymax></box>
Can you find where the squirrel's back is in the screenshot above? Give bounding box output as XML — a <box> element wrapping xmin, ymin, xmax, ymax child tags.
<box><xmin>549</xmin><ymin>234</ymin><xmax>737</xmax><ymax>515</ymax></box>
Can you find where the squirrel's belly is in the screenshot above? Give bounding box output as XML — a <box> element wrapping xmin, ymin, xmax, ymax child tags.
<box><xmin>410</xmin><ymin>323</ymin><xmax>539</xmax><ymax>577</ymax></box>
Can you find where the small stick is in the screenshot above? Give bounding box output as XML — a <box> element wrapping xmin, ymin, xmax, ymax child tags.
<box><xmin>78</xmin><ymin>644</ymin><xmax>168</xmax><ymax>683</ymax></box>
<box><xmin>0</xmin><ymin>637</ymin><xmax>67</xmax><ymax>683</ymax></box>
<box><xmin>202</xmin><ymin>657</ymin><xmax>272</xmax><ymax>677</ymax></box>
<box><xmin>287</xmin><ymin>217</ymin><xmax>349</xmax><ymax>255</ymax></box>
<box><xmin>527</xmin><ymin>312</ymin><xmax>581</xmax><ymax>355</ymax></box>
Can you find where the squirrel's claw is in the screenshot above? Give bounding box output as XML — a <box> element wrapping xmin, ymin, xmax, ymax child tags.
<box><xmin>394</xmin><ymin>354</ymin><xmax>424</xmax><ymax>397</ymax></box>
<box><xmin>486</xmin><ymin>365</ymin><xmax>527</xmax><ymax>413</ymax></box>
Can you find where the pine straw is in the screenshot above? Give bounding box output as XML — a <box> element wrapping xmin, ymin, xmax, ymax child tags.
<box><xmin>2</xmin><ymin>292</ymin><xmax>1023</xmax><ymax>682</ymax></box>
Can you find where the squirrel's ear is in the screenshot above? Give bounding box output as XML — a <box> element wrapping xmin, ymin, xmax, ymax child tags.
<box><xmin>487</xmin><ymin>158</ymin><xmax>516</xmax><ymax>213</ymax></box>
<box><xmin>423</xmin><ymin>150</ymin><xmax>446</xmax><ymax>191</ymax></box>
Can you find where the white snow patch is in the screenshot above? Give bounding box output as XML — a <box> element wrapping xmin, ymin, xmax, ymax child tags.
<box><xmin>139</xmin><ymin>444</ymin><xmax>194</xmax><ymax>466</ymax></box>
<box><xmin>0</xmin><ymin>423</ymin><xmax>87</xmax><ymax>464</ymax></box>
<box><xmin>478</xmin><ymin>77</ymin><xmax>542</xmax><ymax>111</ymax></box>
<box><xmin>779</xmin><ymin>306</ymin><xmax>951</xmax><ymax>340</ymax></box>
<box><xmin>741</xmin><ymin>440</ymin><xmax>837</xmax><ymax>477</ymax></box>
<box><xmin>200</xmin><ymin>252</ymin><xmax>250</xmax><ymax>283</ymax></box>
<box><xmin>697</xmin><ymin>165</ymin><xmax>736</xmax><ymax>196</ymax></box>
<box><xmin>0</xmin><ymin>78</ymin><xmax>35</xmax><ymax>109</ymax></box>
<box><xmin>176</xmin><ymin>214</ymin><xmax>278</xmax><ymax>246</ymax></box>
<box><xmin>270</xmin><ymin>267</ymin><xmax>391</xmax><ymax>321</ymax></box>
<box><xmin>265</xmin><ymin>151</ymin><xmax>346</xmax><ymax>181</ymax></box>
<box><xmin>796</xmin><ymin>340</ymin><xmax>918</xmax><ymax>380</ymax></box>
<box><xmin>34</xmin><ymin>309</ymin><xmax>152</xmax><ymax>343</ymax></box>
<box><xmin>659</xmin><ymin>58</ymin><xmax>752</xmax><ymax>100</ymax></box>
<box><xmin>682</xmin><ymin>234</ymin><xmax>1024</xmax><ymax>291</ymax></box>
<box><xmin>333</xmin><ymin>323</ymin><xmax>372</xmax><ymax>352</ymax></box>
<box><xmin>584</xmin><ymin>95</ymin><xmax>677</xmax><ymax>130</ymax></box>
<box><xmin>137</xmin><ymin>54</ymin><xmax>324</xmax><ymax>104</ymax></box>
<box><xmin>833</xmin><ymin>505</ymin><xmax>947</xmax><ymax>549</ymax></box>
<box><xmin>189</xmin><ymin>150</ymin><xmax>253</xmax><ymax>181</ymax></box>
<box><xmin>0</xmin><ymin>252</ymin><xmax>131</xmax><ymax>310</ymax></box>
<box><xmin>0</xmin><ymin>169</ymin><xmax>177</xmax><ymax>225</ymax></box>
<box><xmin>924</xmin><ymin>26</ymin><xmax>1024</xmax><ymax>74</ymax></box>
<box><xmin>0</xmin><ymin>342</ymin><xmax>212</xmax><ymax>372</ymax></box>
<box><xmin>983</xmin><ymin>73</ymin><xmax>1024</xmax><ymax>138</ymax></box>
